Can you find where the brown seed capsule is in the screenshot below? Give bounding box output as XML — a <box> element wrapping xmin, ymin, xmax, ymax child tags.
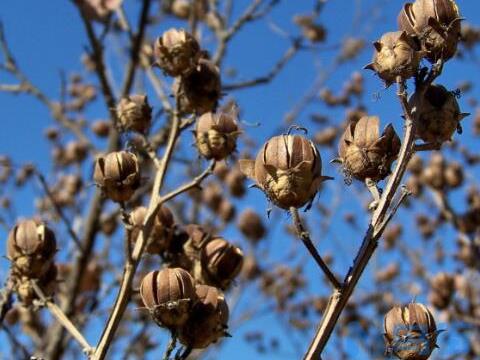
<box><xmin>239</xmin><ymin>134</ymin><xmax>331</xmax><ymax>209</ymax></box>
<box><xmin>7</xmin><ymin>219</ymin><xmax>57</xmax><ymax>278</ymax></box>
<box><xmin>74</xmin><ymin>0</ymin><xmax>123</xmax><ymax>22</ymax></box>
<box><xmin>294</xmin><ymin>15</ymin><xmax>327</xmax><ymax>43</ymax></box>
<box><xmin>225</xmin><ymin>167</ymin><xmax>246</xmax><ymax>197</ymax></box>
<box><xmin>410</xmin><ymin>84</ymin><xmax>469</xmax><ymax>144</ymax></box>
<box><xmin>91</xmin><ymin>120</ymin><xmax>110</xmax><ymax>137</ymax></box>
<box><xmin>217</xmin><ymin>200</ymin><xmax>235</xmax><ymax>222</ymax></box>
<box><xmin>444</xmin><ymin>161</ymin><xmax>463</xmax><ymax>188</ymax></box>
<box><xmin>365</xmin><ymin>31</ymin><xmax>423</xmax><ymax>86</ymax></box>
<box><xmin>178</xmin><ymin>285</ymin><xmax>229</xmax><ymax>348</ymax></box>
<box><xmin>201</xmin><ymin>238</ymin><xmax>243</xmax><ymax>289</ymax></box>
<box><xmin>398</xmin><ymin>0</ymin><xmax>463</xmax><ymax>62</ymax></box>
<box><xmin>384</xmin><ymin>303</ymin><xmax>440</xmax><ymax>360</ymax></box>
<box><xmin>154</xmin><ymin>28</ymin><xmax>200</xmax><ymax>77</ymax></box>
<box><xmin>139</xmin><ymin>268</ymin><xmax>197</xmax><ymax>328</ymax></box>
<box><xmin>195</xmin><ymin>107</ymin><xmax>240</xmax><ymax>160</ymax></box>
<box><xmin>64</xmin><ymin>141</ymin><xmax>89</xmax><ymax>165</ymax></box>
<box><xmin>421</xmin><ymin>153</ymin><xmax>446</xmax><ymax>190</ymax></box>
<box><xmin>174</xmin><ymin>58</ymin><xmax>221</xmax><ymax>115</ymax></box>
<box><xmin>93</xmin><ymin>151</ymin><xmax>140</xmax><ymax>202</ymax></box>
<box><xmin>429</xmin><ymin>272</ymin><xmax>454</xmax><ymax>310</ymax></box>
<box><xmin>117</xmin><ymin>95</ymin><xmax>152</xmax><ymax>134</ymax></box>
<box><xmin>338</xmin><ymin>116</ymin><xmax>401</xmax><ymax>182</ymax></box>
<box><xmin>237</xmin><ymin>208</ymin><xmax>266</xmax><ymax>243</ymax></box>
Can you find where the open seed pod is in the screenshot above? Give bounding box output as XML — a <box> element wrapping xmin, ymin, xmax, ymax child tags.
<box><xmin>93</xmin><ymin>151</ymin><xmax>140</xmax><ymax>202</ymax></box>
<box><xmin>116</xmin><ymin>94</ymin><xmax>152</xmax><ymax>134</ymax></box>
<box><xmin>178</xmin><ymin>285</ymin><xmax>229</xmax><ymax>349</ymax></box>
<box><xmin>365</xmin><ymin>31</ymin><xmax>423</xmax><ymax>86</ymax></box>
<box><xmin>195</xmin><ymin>104</ymin><xmax>241</xmax><ymax>160</ymax></box>
<box><xmin>410</xmin><ymin>84</ymin><xmax>469</xmax><ymax>144</ymax></box>
<box><xmin>200</xmin><ymin>238</ymin><xmax>243</xmax><ymax>290</ymax></box>
<box><xmin>384</xmin><ymin>302</ymin><xmax>441</xmax><ymax>360</ymax></box>
<box><xmin>174</xmin><ymin>58</ymin><xmax>221</xmax><ymax>115</ymax></box>
<box><xmin>398</xmin><ymin>0</ymin><xmax>462</xmax><ymax>62</ymax></box>
<box><xmin>239</xmin><ymin>133</ymin><xmax>331</xmax><ymax>209</ymax></box>
<box><xmin>337</xmin><ymin>116</ymin><xmax>401</xmax><ymax>182</ymax></box>
<box><xmin>153</xmin><ymin>28</ymin><xmax>200</xmax><ymax>76</ymax></box>
<box><xmin>7</xmin><ymin>219</ymin><xmax>57</xmax><ymax>278</ymax></box>
<box><xmin>139</xmin><ymin>268</ymin><xmax>197</xmax><ymax>329</ymax></box>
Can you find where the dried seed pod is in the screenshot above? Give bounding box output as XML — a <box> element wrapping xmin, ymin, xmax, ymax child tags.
<box><xmin>365</xmin><ymin>31</ymin><xmax>422</xmax><ymax>86</ymax></box>
<box><xmin>444</xmin><ymin>161</ymin><xmax>463</xmax><ymax>188</ymax></box>
<box><xmin>74</xmin><ymin>0</ymin><xmax>123</xmax><ymax>22</ymax></box>
<box><xmin>375</xmin><ymin>263</ymin><xmax>400</xmax><ymax>283</ymax></box>
<box><xmin>429</xmin><ymin>272</ymin><xmax>455</xmax><ymax>310</ymax></box>
<box><xmin>410</xmin><ymin>84</ymin><xmax>469</xmax><ymax>144</ymax></box>
<box><xmin>91</xmin><ymin>120</ymin><xmax>110</xmax><ymax>137</ymax></box>
<box><xmin>7</xmin><ymin>219</ymin><xmax>57</xmax><ymax>277</ymax></box>
<box><xmin>239</xmin><ymin>134</ymin><xmax>331</xmax><ymax>209</ymax></box>
<box><xmin>64</xmin><ymin>141</ymin><xmax>89</xmax><ymax>165</ymax></box>
<box><xmin>237</xmin><ymin>208</ymin><xmax>266</xmax><ymax>243</ymax></box>
<box><xmin>201</xmin><ymin>238</ymin><xmax>243</xmax><ymax>289</ymax></box>
<box><xmin>225</xmin><ymin>167</ymin><xmax>246</xmax><ymax>197</ymax></box>
<box><xmin>421</xmin><ymin>153</ymin><xmax>446</xmax><ymax>190</ymax></box>
<box><xmin>178</xmin><ymin>285</ymin><xmax>229</xmax><ymax>348</ymax></box>
<box><xmin>116</xmin><ymin>95</ymin><xmax>152</xmax><ymax>134</ymax></box>
<box><xmin>398</xmin><ymin>0</ymin><xmax>463</xmax><ymax>62</ymax></box>
<box><xmin>154</xmin><ymin>28</ymin><xmax>200</xmax><ymax>76</ymax></box>
<box><xmin>338</xmin><ymin>116</ymin><xmax>401</xmax><ymax>181</ymax></box>
<box><xmin>139</xmin><ymin>268</ymin><xmax>197</xmax><ymax>328</ymax></box>
<box><xmin>195</xmin><ymin>106</ymin><xmax>240</xmax><ymax>160</ymax></box>
<box><xmin>217</xmin><ymin>199</ymin><xmax>235</xmax><ymax>222</ymax></box>
<box><xmin>384</xmin><ymin>302</ymin><xmax>441</xmax><ymax>360</ymax></box>
<box><xmin>174</xmin><ymin>58</ymin><xmax>221</xmax><ymax>115</ymax></box>
<box><xmin>93</xmin><ymin>151</ymin><xmax>140</xmax><ymax>202</ymax></box>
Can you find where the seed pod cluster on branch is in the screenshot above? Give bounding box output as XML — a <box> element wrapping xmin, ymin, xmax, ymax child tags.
<box><xmin>116</xmin><ymin>94</ymin><xmax>152</xmax><ymax>134</ymax></box>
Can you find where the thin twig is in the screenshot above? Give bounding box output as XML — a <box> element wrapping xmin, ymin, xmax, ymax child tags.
<box><xmin>162</xmin><ymin>334</ymin><xmax>177</xmax><ymax>360</ymax></box>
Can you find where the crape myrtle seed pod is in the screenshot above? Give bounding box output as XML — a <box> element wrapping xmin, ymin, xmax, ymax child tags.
<box><xmin>153</xmin><ymin>28</ymin><xmax>200</xmax><ymax>77</ymax></box>
<box><xmin>239</xmin><ymin>133</ymin><xmax>332</xmax><ymax>210</ymax></box>
<box><xmin>398</xmin><ymin>0</ymin><xmax>463</xmax><ymax>62</ymax></box>
<box><xmin>384</xmin><ymin>302</ymin><xmax>442</xmax><ymax>360</ymax></box>
<box><xmin>195</xmin><ymin>105</ymin><xmax>241</xmax><ymax>160</ymax></box>
<box><xmin>237</xmin><ymin>208</ymin><xmax>266</xmax><ymax>243</ymax></box>
<box><xmin>174</xmin><ymin>58</ymin><xmax>221</xmax><ymax>115</ymax></box>
<box><xmin>224</xmin><ymin>166</ymin><xmax>246</xmax><ymax>197</ymax></box>
<box><xmin>201</xmin><ymin>238</ymin><xmax>244</xmax><ymax>289</ymax></box>
<box><xmin>179</xmin><ymin>285</ymin><xmax>229</xmax><ymax>349</ymax></box>
<box><xmin>117</xmin><ymin>95</ymin><xmax>152</xmax><ymax>134</ymax></box>
<box><xmin>7</xmin><ymin>219</ymin><xmax>57</xmax><ymax>277</ymax></box>
<box><xmin>338</xmin><ymin>116</ymin><xmax>401</xmax><ymax>182</ymax></box>
<box><xmin>410</xmin><ymin>84</ymin><xmax>469</xmax><ymax>144</ymax></box>
<box><xmin>93</xmin><ymin>151</ymin><xmax>140</xmax><ymax>203</ymax></box>
<box><xmin>139</xmin><ymin>268</ymin><xmax>197</xmax><ymax>328</ymax></box>
<box><xmin>365</xmin><ymin>31</ymin><xmax>423</xmax><ymax>86</ymax></box>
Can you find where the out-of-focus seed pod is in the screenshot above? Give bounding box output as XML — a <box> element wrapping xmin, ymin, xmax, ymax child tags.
<box><xmin>64</xmin><ymin>141</ymin><xmax>89</xmax><ymax>165</ymax></box>
<box><xmin>139</xmin><ymin>268</ymin><xmax>197</xmax><ymax>328</ymax></box>
<box><xmin>174</xmin><ymin>58</ymin><xmax>221</xmax><ymax>115</ymax></box>
<box><xmin>383</xmin><ymin>223</ymin><xmax>402</xmax><ymax>250</ymax></box>
<box><xmin>407</xmin><ymin>154</ymin><xmax>424</xmax><ymax>175</ymax></box>
<box><xmin>74</xmin><ymin>0</ymin><xmax>123</xmax><ymax>22</ymax></box>
<box><xmin>195</xmin><ymin>106</ymin><xmax>240</xmax><ymax>160</ymax></box>
<box><xmin>217</xmin><ymin>200</ymin><xmax>235</xmax><ymax>222</ymax></box>
<box><xmin>417</xmin><ymin>214</ymin><xmax>435</xmax><ymax>239</ymax></box>
<box><xmin>314</xmin><ymin>126</ymin><xmax>338</xmax><ymax>147</ymax></box>
<box><xmin>240</xmin><ymin>134</ymin><xmax>331</xmax><ymax>209</ymax></box>
<box><xmin>201</xmin><ymin>238</ymin><xmax>243</xmax><ymax>289</ymax></box>
<box><xmin>384</xmin><ymin>302</ymin><xmax>441</xmax><ymax>360</ymax></box>
<box><xmin>7</xmin><ymin>220</ymin><xmax>57</xmax><ymax>278</ymax></box>
<box><xmin>237</xmin><ymin>209</ymin><xmax>265</xmax><ymax>243</ymax></box>
<box><xmin>93</xmin><ymin>151</ymin><xmax>140</xmax><ymax>202</ymax></box>
<box><xmin>338</xmin><ymin>116</ymin><xmax>401</xmax><ymax>181</ymax></box>
<box><xmin>410</xmin><ymin>84</ymin><xmax>469</xmax><ymax>144</ymax></box>
<box><xmin>407</xmin><ymin>175</ymin><xmax>424</xmax><ymax>197</ymax></box>
<box><xmin>202</xmin><ymin>182</ymin><xmax>223</xmax><ymax>212</ymax></box>
<box><xmin>154</xmin><ymin>28</ymin><xmax>200</xmax><ymax>77</ymax></box>
<box><xmin>429</xmin><ymin>272</ymin><xmax>454</xmax><ymax>310</ymax></box>
<box><xmin>398</xmin><ymin>0</ymin><xmax>463</xmax><ymax>62</ymax></box>
<box><xmin>421</xmin><ymin>153</ymin><xmax>446</xmax><ymax>190</ymax></box>
<box><xmin>365</xmin><ymin>31</ymin><xmax>423</xmax><ymax>86</ymax></box>
<box><xmin>225</xmin><ymin>167</ymin><xmax>246</xmax><ymax>197</ymax></box>
<box><xmin>241</xmin><ymin>255</ymin><xmax>261</xmax><ymax>280</ymax></box>
<box><xmin>116</xmin><ymin>95</ymin><xmax>152</xmax><ymax>134</ymax></box>
<box><xmin>375</xmin><ymin>262</ymin><xmax>400</xmax><ymax>283</ymax></box>
<box><xmin>178</xmin><ymin>285</ymin><xmax>229</xmax><ymax>348</ymax></box>
<box><xmin>444</xmin><ymin>161</ymin><xmax>463</xmax><ymax>188</ymax></box>
<box><xmin>294</xmin><ymin>15</ymin><xmax>327</xmax><ymax>43</ymax></box>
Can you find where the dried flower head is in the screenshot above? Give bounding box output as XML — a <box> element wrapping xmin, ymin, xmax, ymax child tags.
<box><xmin>239</xmin><ymin>132</ymin><xmax>331</xmax><ymax>210</ymax></box>
<box><xmin>365</xmin><ymin>31</ymin><xmax>423</xmax><ymax>86</ymax></box>
<box><xmin>398</xmin><ymin>0</ymin><xmax>463</xmax><ymax>62</ymax></box>
<box><xmin>139</xmin><ymin>268</ymin><xmax>197</xmax><ymax>328</ymax></box>
<box><xmin>384</xmin><ymin>302</ymin><xmax>441</xmax><ymax>360</ymax></box>
<box><xmin>410</xmin><ymin>84</ymin><xmax>469</xmax><ymax>144</ymax></box>
<box><xmin>174</xmin><ymin>58</ymin><xmax>221</xmax><ymax>115</ymax></box>
<box><xmin>179</xmin><ymin>285</ymin><xmax>229</xmax><ymax>348</ymax></box>
<box><xmin>201</xmin><ymin>238</ymin><xmax>243</xmax><ymax>289</ymax></box>
<box><xmin>7</xmin><ymin>219</ymin><xmax>57</xmax><ymax>278</ymax></box>
<box><xmin>154</xmin><ymin>28</ymin><xmax>200</xmax><ymax>76</ymax></box>
<box><xmin>93</xmin><ymin>151</ymin><xmax>140</xmax><ymax>202</ymax></box>
<box><xmin>337</xmin><ymin>116</ymin><xmax>401</xmax><ymax>182</ymax></box>
<box><xmin>117</xmin><ymin>95</ymin><xmax>152</xmax><ymax>134</ymax></box>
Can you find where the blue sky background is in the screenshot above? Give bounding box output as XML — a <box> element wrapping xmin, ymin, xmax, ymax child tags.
<box><xmin>1</xmin><ymin>1</ymin><xmax>480</xmax><ymax>359</ymax></box>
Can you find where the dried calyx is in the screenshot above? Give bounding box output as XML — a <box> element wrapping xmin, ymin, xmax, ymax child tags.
<box><xmin>93</xmin><ymin>151</ymin><xmax>140</xmax><ymax>202</ymax></box>
<box><xmin>365</xmin><ymin>31</ymin><xmax>423</xmax><ymax>86</ymax></box>
<box><xmin>240</xmin><ymin>130</ymin><xmax>331</xmax><ymax>210</ymax></box>
<box><xmin>337</xmin><ymin>116</ymin><xmax>401</xmax><ymax>182</ymax></box>
<box><xmin>384</xmin><ymin>302</ymin><xmax>442</xmax><ymax>360</ymax></box>
<box><xmin>116</xmin><ymin>95</ymin><xmax>152</xmax><ymax>134</ymax></box>
<box><xmin>410</xmin><ymin>84</ymin><xmax>469</xmax><ymax>144</ymax></box>
<box><xmin>398</xmin><ymin>0</ymin><xmax>463</xmax><ymax>62</ymax></box>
